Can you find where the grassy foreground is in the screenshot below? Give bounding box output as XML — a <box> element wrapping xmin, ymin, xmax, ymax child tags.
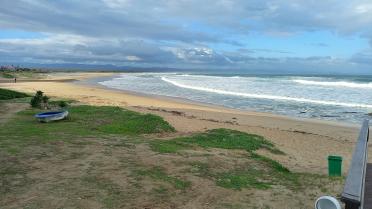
<box><xmin>0</xmin><ymin>101</ymin><xmax>343</xmax><ymax>208</ymax></box>
<box><xmin>0</xmin><ymin>105</ymin><xmax>175</xmax><ymax>153</ymax></box>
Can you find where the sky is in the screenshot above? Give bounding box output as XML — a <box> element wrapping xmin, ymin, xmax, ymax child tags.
<box><xmin>0</xmin><ymin>0</ymin><xmax>372</xmax><ymax>74</ymax></box>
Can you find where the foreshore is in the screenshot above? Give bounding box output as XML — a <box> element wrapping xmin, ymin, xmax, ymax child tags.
<box><xmin>0</xmin><ymin>72</ymin><xmax>367</xmax><ymax>174</ymax></box>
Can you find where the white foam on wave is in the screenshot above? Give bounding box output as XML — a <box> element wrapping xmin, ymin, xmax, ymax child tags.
<box><xmin>294</xmin><ymin>79</ymin><xmax>372</xmax><ymax>89</ymax></box>
<box><xmin>162</xmin><ymin>76</ymin><xmax>372</xmax><ymax>109</ymax></box>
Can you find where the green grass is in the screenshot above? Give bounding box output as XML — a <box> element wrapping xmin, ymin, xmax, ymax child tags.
<box><xmin>151</xmin><ymin>129</ymin><xmax>300</xmax><ymax>190</ymax></box>
<box><xmin>0</xmin><ymin>71</ymin><xmax>46</xmax><ymax>79</ymax></box>
<box><xmin>250</xmin><ymin>152</ymin><xmax>289</xmax><ymax>173</ymax></box>
<box><xmin>151</xmin><ymin>128</ymin><xmax>281</xmax><ymax>154</ymax></box>
<box><xmin>188</xmin><ymin>155</ymin><xmax>293</xmax><ymax>190</ymax></box>
<box><xmin>187</xmin><ymin>153</ymin><xmax>342</xmax><ymax>191</ymax></box>
<box><xmin>0</xmin><ymin>105</ymin><xmax>175</xmax><ymax>153</ymax></box>
<box><xmin>48</xmin><ymin>99</ymin><xmax>76</xmax><ymax>107</ymax></box>
<box><xmin>216</xmin><ymin>170</ymin><xmax>271</xmax><ymax>190</ymax></box>
<box><xmin>0</xmin><ymin>72</ymin><xmax>15</xmax><ymax>78</ymax></box>
<box><xmin>0</xmin><ymin>88</ymin><xmax>29</xmax><ymax>100</ymax></box>
<box><xmin>136</xmin><ymin>166</ymin><xmax>191</xmax><ymax>190</ymax></box>
<box><xmin>188</xmin><ymin>157</ymin><xmax>337</xmax><ymax>191</ymax></box>
<box><xmin>150</xmin><ymin>140</ymin><xmax>192</xmax><ymax>153</ymax></box>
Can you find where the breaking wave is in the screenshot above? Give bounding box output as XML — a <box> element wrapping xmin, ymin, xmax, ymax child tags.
<box><xmin>162</xmin><ymin>76</ymin><xmax>372</xmax><ymax>108</ymax></box>
<box><xmin>293</xmin><ymin>79</ymin><xmax>372</xmax><ymax>89</ymax></box>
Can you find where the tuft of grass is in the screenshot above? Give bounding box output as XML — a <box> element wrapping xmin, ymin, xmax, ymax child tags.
<box><xmin>151</xmin><ymin>129</ymin><xmax>297</xmax><ymax>191</ymax></box>
<box><xmin>187</xmin><ymin>155</ymin><xmax>340</xmax><ymax>191</ymax></box>
<box><xmin>0</xmin><ymin>105</ymin><xmax>175</xmax><ymax>153</ymax></box>
<box><xmin>250</xmin><ymin>152</ymin><xmax>290</xmax><ymax>173</ymax></box>
<box><xmin>188</xmin><ymin>159</ymin><xmax>290</xmax><ymax>190</ymax></box>
<box><xmin>151</xmin><ymin>128</ymin><xmax>280</xmax><ymax>153</ymax></box>
<box><xmin>215</xmin><ymin>153</ymin><xmax>294</xmax><ymax>190</ymax></box>
<box><xmin>100</xmin><ymin>113</ymin><xmax>175</xmax><ymax>135</ymax></box>
<box><xmin>136</xmin><ymin>166</ymin><xmax>191</xmax><ymax>190</ymax></box>
<box><xmin>150</xmin><ymin>140</ymin><xmax>192</xmax><ymax>153</ymax></box>
<box><xmin>0</xmin><ymin>88</ymin><xmax>29</xmax><ymax>100</ymax></box>
<box><xmin>216</xmin><ymin>170</ymin><xmax>271</xmax><ymax>190</ymax></box>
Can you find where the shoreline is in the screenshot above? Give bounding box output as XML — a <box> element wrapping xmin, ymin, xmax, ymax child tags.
<box><xmin>0</xmin><ymin>71</ymin><xmax>361</xmax><ymax>131</ymax></box>
<box><xmin>80</xmin><ymin>73</ymin><xmax>360</xmax><ymax>128</ymax></box>
<box><xmin>0</xmin><ymin>72</ymin><xmax>368</xmax><ymax>175</ymax></box>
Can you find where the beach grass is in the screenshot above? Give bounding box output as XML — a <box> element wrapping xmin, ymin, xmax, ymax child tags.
<box><xmin>0</xmin><ymin>105</ymin><xmax>175</xmax><ymax>153</ymax></box>
<box><xmin>150</xmin><ymin>129</ymin><xmax>339</xmax><ymax>191</ymax></box>
<box><xmin>136</xmin><ymin>166</ymin><xmax>191</xmax><ymax>190</ymax></box>
<box><xmin>187</xmin><ymin>154</ymin><xmax>341</xmax><ymax>191</ymax></box>
<box><xmin>0</xmin><ymin>88</ymin><xmax>29</xmax><ymax>100</ymax></box>
<box><xmin>150</xmin><ymin>128</ymin><xmax>282</xmax><ymax>154</ymax></box>
<box><xmin>186</xmin><ymin>155</ymin><xmax>295</xmax><ymax>190</ymax></box>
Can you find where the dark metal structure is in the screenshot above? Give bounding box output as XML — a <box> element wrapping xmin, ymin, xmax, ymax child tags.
<box><xmin>341</xmin><ymin>120</ymin><xmax>369</xmax><ymax>209</ymax></box>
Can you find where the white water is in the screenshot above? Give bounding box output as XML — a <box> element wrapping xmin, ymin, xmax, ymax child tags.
<box><xmin>293</xmin><ymin>79</ymin><xmax>372</xmax><ymax>89</ymax></box>
<box><xmin>98</xmin><ymin>73</ymin><xmax>372</xmax><ymax>123</ymax></box>
<box><xmin>161</xmin><ymin>77</ymin><xmax>372</xmax><ymax>108</ymax></box>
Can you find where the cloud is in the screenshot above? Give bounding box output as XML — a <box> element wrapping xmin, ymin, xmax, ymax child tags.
<box><xmin>1</xmin><ymin>1</ymin><xmax>372</xmax><ymax>42</ymax></box>
<box><xmin>309</xmin><ymin>43</ymin><xmax>329</xmax><ymax>47</ymax></box>
<box><xmin>0</xmin><ymin>0</ymin><xmax>371</xmax><ymax>72</ymax></box>
<box><xmin>0</xmin><ymin>35</ymin><xmax>178</xmax><ymax>65</ymax></box>
<box><xmin>0</xmin><ymin>0</ymin><xmax>223</xmax><ymax>43</ymax></box>
<box><xmin>250</xmin><ymin>48</ymin><xmax>293</xmax><ymax>54</ymax></box>
<box><xmin>350</xmin><ymin>50</ymin><xmax>372</xmax><ymax>65</ymax></box>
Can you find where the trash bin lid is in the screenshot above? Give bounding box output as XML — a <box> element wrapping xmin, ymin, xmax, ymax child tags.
<box><xmin>328</xmin><ymin>155</ymin><xmax>342</xmax><ymax>161</ymax></box>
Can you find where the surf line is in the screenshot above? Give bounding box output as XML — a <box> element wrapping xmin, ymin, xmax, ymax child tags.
<box><xmin>161</xmin><ymin>77</ymin><xmax>372</xmax><ymax>109</ymax></box>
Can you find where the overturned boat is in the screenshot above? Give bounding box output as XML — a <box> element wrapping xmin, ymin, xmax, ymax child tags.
<box><xmin>34</xmin><ymin>110</ymin><xmax>69</xmax><ymax>122</ymax></box>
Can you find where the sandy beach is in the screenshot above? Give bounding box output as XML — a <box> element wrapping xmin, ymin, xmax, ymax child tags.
<box><xmin>0</xmin><ymin>72</ymin><xmax>367</xmax><ymax>175</ymax></box>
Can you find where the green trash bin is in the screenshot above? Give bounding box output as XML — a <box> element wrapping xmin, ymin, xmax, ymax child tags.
<box><xmin>328</xmin><ymin>155</ymin><xmax>342</xmax><ymax>176</ymax></box>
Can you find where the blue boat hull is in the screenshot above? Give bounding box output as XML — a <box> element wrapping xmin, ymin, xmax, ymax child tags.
<box><xmin>35</xmin><ymin>110</ymin><xmax>69</xmax><ymax>122</ymax></box>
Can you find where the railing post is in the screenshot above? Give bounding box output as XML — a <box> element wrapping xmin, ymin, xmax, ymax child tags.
<box><xmin>341</xmin><ymin>119</ymin><xmax>369</xmax><ymax>209</ymax></box>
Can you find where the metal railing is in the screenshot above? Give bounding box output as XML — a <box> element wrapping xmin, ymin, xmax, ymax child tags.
<box><xmin>341</xmin><ymin>119</ymin><xmax>369</xmax><ymax>209</ymax></box>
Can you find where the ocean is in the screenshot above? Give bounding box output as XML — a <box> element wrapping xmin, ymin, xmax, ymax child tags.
<box><xmin>97</xmin><ymin>73</ymin><xmax>372</xmax><ymax>123</ymax></box>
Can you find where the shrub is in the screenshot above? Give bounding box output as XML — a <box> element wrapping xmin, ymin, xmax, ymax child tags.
<box><xmin>30</xmin><ymin>91</ymin><xmax>49</xmax><ymax>109</ymax></box>
<box><xmin>58</xmin><ymin>101</ymin><xmax>68</xmax><ymax>108</ymax></box>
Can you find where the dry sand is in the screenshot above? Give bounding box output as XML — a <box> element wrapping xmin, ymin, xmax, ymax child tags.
<box><xmin>0</xmin><ymin>72</ymin><xmax>368</xmax><ymax>175</ymax></box>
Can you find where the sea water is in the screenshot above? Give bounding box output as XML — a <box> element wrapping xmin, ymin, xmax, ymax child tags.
<box><xmin>98</xmin><ymin>73</ymin><xmax>372</xmax><ymax>123</ymax></box>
